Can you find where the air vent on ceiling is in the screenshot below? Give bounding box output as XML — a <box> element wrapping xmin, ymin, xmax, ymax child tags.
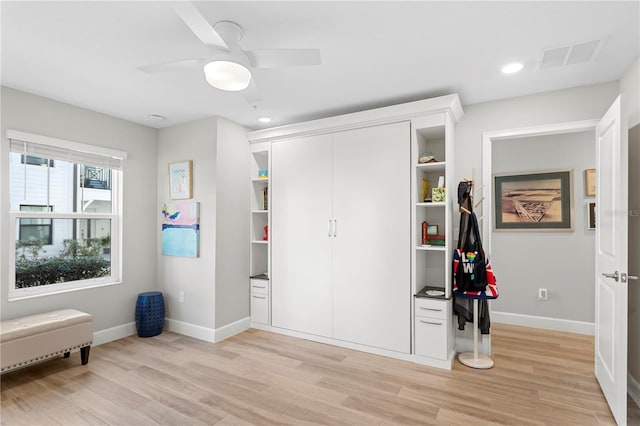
<box><xmin>538</xmin><ymin>39</ymin><xmax>604</xmax><ymax>71</ymax></box>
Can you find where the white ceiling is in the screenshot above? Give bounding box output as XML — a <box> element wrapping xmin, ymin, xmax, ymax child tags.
<box><xmin>2</xmin><ymin>1</ymin><xmax>639</xmax><ymax>130</ymax></box>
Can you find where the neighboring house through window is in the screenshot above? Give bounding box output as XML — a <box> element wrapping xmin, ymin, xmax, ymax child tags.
<box><xmin>8</xmin><ymin>130</ymin><xmax>127</xmax><ymax>300</ymax></box>
<box><xmin>19</xmin><ymin>205</ymin><xmax>53</xmax><ymax>245</ymax></box>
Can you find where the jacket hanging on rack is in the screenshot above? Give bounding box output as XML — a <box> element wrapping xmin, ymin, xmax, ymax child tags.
<box><xmin>452</xmin><ymin>181</ymin><xmax>498</xmax><ymax>334</ymax></box>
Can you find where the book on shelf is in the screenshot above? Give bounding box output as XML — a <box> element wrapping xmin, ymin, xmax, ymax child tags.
<box><xmin>262</xmin><ymin>187</ymin><xmax>268</xmax><ymax>210</ymax></box>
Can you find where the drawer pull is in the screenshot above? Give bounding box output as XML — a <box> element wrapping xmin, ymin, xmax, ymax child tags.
<box><xmin>419</xmin><ymin>320</ymin><xmax>442</xmax><ymax>326</ymax></box>
<box><xmin>419</xmin><ymin>307</ymin><xmax>442</xmax><ymax>312</ymax></box>
<box><xmin>252</xmin><ymin>285</ymin><xmax>266</xmax><ymax>289</ymax></box>
<box><xmin>252</xmin><ymin>295</ymin><xmax>267</xmax><ymax>300</ymax></box>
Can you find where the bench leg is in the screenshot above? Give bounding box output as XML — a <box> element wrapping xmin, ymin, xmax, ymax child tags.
<box><xmin>64</xmin><ymin>352</ymin><xmax>70</xmax><ymax>358</ymax></box>
<box><xmin>80</xmin><ymin>346</ymin><xmax>90</xmax><ymax>365</ymax></box>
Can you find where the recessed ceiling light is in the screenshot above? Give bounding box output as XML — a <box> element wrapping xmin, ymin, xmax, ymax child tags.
<box><xmin>148</xmin><ymin>114</ymin><xmax>166</xmax><ymax>121</ymax></box>
<box><xmin>501</xmin><ymin>62</ymin><xmax>524</xmax><ymax>74</ymax></box>
<box><xmin>258</xmin><ymin>116</ymin><xmax>272</xmax><ymax>123</ymax></box>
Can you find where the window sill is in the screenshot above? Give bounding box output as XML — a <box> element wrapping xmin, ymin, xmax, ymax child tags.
<box><xmin>8</xmin><ymin>279</ymin><xmax>122</xmax><ymax>302</ymax></box>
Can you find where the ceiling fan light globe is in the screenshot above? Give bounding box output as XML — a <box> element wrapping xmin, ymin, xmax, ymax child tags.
<box><xmin>204</xmin><ymin>61</ymin><xmax>252</xmax><ymax>91</ymax></box>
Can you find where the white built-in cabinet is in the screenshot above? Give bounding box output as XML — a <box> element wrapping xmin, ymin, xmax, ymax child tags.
<box><xmin>248</xmin><ymin>95</ymin><xmax>463</xmax><ymax>369</ymax></box>
<box><xmin>271</xmin><ymin>122</ymin><xmax>411</xmax><ymax>353</ymax></box>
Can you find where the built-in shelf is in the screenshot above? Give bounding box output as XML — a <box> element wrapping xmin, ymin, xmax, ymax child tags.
<box><xmin>417</xmin><ymin>202</ymin><xmax>446</xmax><ymax>207</ymax></box>
<box><xmin>252</xmin><ymin>178</ymin><xmax>269</xmax><ymax>184</ymax></box>
<box><xmin>252</xmin><ymin>210</ymin><xmax>269</xmax><ymax>214</ymax></box>
<box><xmin>252</xmin><ymin>240</ymin><xmax>269</xmax><ymax>245</ymax></box>
<box><xmin>416</xmin><ymin>161</ymin><xmax>446</xmax><ymax>171</ymax></box>
<box><xmin>416</xmin><ymin>245</ymin><xmax>446</xmax><ymax>251</ymax></box>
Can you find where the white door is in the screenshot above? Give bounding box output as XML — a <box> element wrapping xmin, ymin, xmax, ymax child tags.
<box><xmin>595</xmin><ymin>95</ymin><xmax>628</xmax><ymax>425</ymax></box>
<box><xmin>271</xmin><ymin>135</ymin><xmax>333</xmax><ymax>337</ymax></box>
<box><xmin>332</xmin><ymin>122</ymin><xmax>411</xmax><ymax>353</ymax></box>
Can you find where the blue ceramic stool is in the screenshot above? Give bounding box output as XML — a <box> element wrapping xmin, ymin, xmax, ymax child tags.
<box><xmin>135</xmin><ymin>292</ymin><xmax>165</xmax><ymax>337</ymax></box>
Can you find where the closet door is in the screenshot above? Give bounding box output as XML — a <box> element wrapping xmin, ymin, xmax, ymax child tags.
<box><xmin>332</xmin><ymin>121</ymin><xmax>411</xmax><ymax>353</ymax></box>
<box><xmin>271</xmin><ymin>135</ymin><xmax>333</xmax><ymax>337</ymax></box>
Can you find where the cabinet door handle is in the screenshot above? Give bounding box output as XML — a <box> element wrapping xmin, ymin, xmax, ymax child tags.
<box><xmin>419</xmin><ymin>320</ymin><xmax>442</xmax><ymax>326</ymax></box>
<box><xmin>328</xmin><ymin>219</ymin><xmax>332</xmax><ymax>237</ymax></box>
<box><xmin>419</xmin><ymin>307</ymin><xmax>442</xmax><ymax>312</ymax></box>
<box><xmin>333</xmin><ymin>219</ymin><xmax>337</xmax><ymax>237</ymax></box>
<box><xmin>252</xmin><ymin>295</ymin><xmax>266</xmax><ymax>300</ymax></box>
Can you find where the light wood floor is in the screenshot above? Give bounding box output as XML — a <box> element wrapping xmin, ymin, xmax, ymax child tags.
<box><xmin>1</xmin><ymin>323</ymin><xmax>639</xmax><ymax>425</ymax></box>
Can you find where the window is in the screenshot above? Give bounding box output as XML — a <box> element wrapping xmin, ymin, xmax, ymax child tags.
<box><xmin>8</xmin><ymin>130</ymin><xmax>126</xmax><ymax>300</ymax></box>
<box><xmin>19</xmin><ymin>205</ymin><xmax>53</xmax><ymax>245</ymax></box>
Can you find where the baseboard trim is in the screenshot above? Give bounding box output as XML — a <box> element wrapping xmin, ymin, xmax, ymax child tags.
<box><xmin>165</xmin><ymin>317</ymin><xmax>250</xmax><ymax>343</ymax></box>
<box><xmin>93</xmin><ymin>322</ymin><xmax>136</xmax><ymax>346</ymax></box>
<box><xmin>215</xmin><ymin>317</ymin><xmax>251</xmax><ymax>342</ymax></box>
<box><xmin>629</xmin><ymin>372</ymin><xmax>640</xmax><ymax>409</ymax></box>
<box><xmin>491</xmin><ymin>311</ymin><xmax>594</xmax><ymax>335</ymax></box>
<box><xmin>165</xmin><ymin>318</ymin><xmax>216</xmax><ymax>342</ymax></box>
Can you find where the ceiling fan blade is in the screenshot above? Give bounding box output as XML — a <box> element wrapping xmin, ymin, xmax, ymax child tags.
<box><xmin>173</xmin><ymin>2</ymin><xmax>228</xmax><ymax>49</ymax></box>
<box><xmin>246</xmin><ymin>49</ymin><xmax>321</xmax><ymax>68</ymax></box>
<box><xmin>138</xmin><ymin>59</ymin><xmax>204</xmax><ymax>73</ymax></box>
<box><xmin>242</xmin><ymin>79</ymin><xmax>262</xmax><ymax>105</ymax></box>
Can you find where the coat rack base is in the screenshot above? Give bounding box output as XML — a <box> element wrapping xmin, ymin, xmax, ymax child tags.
<box><xmin>457</xmin><ymin>351</ymin><xmax>494</xmax><ymax>369</ymax></box>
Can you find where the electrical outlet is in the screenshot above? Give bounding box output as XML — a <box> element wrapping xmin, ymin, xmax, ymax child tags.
<box><xmin>179</xmin><ymin>291</ymin><xmax>185</xmax><ymax>303</ymax></box>
<box><xmin>538</xmin><ymin>288</ymin><xmax>548</xmax><ymax>301</ymax></box>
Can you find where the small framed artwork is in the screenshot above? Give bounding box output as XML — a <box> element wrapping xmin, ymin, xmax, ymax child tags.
<box><xmin>169</xmin><ymin>160</ymin><xmax>193</xmax><ymax>200</ymax></box>
<box><xmin>427</xmin><ymin>224</ymin><xmax>439</xmax><ymax>235</ymax></box>
<box><xmin>584</xmin><ymin>168</ymin><xmax>596</xmax><ymax>197</ymax></box>
<box><xmin>588</xmin><ymin>202</ymin><xmax>596</xmax><ymax>230</ymax></box>
<box><xmin>494</xmin><ymin>169</ymin><xmax>574</xmax><ymax>231</ymax></box>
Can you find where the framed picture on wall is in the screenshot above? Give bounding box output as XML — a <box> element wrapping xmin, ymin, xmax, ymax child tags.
<box><xmin>588</xmin><ymin>202</ymin><xmax>596</xmax><ymax>230</ymax></box>
<box><xmin>169</xmin><ymin>160</ymin><xmax>193</xmax><ymax>200</ymax></box>
<box><xmin>584</xmin><ymin>168</ymin><xmax>596</xmax><ymax>197</ymax></box>
<box><xmin>494</xmin><ymin>169</ymin><xmax>574</xmax><ymax>231</ymax></box>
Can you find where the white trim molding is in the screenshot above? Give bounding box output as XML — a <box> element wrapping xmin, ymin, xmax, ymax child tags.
<box><xmin>93</xmin><ymin>322</ymin><xmax>136</xmax><ymax>346</ymax></box>
<box><xmin>165</xmin><ymin>317</ymin><xmax>250</xmax><ymax>343</ymax></box>
<box><xmin>491</xmin><ymin>311</ymin><xmax>594</xmax><ymax>335</ymax></box>
<box><xmin>92</xmin><ymin>317</ymin><xmax>251</xmax><ymax>347</ymax></box>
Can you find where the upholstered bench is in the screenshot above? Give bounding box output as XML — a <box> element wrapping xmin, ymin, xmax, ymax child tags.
<box><xmin>1</xmin><ymin>309</ymin><xmax>93</xmax><ymax>373</ymax></box>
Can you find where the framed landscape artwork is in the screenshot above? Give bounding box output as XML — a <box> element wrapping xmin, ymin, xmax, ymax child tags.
<box><xmin>494</xmin><ymin>169</ymin><xmax>573</xmax><ymax>231</ymax></box>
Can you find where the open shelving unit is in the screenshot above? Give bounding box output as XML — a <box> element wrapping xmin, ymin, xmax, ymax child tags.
<box><xmin>249</xmin><ymin>143</ymin><xmax>270</xmax><ymax>326</ymax></box>
<box><xmin>411</xmin><ymin>111</ymin><xmax>458</xmax><ymax>366</ymax></box>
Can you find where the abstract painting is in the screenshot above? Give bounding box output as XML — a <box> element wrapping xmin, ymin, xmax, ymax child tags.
<box><xmin>161</xmin><ymin>201</ymin><xmax>200</xmax><ymax>257</ymax></box>
<box><xmin>494</xmin><ymin>169</ymin><xmax>573</xmax><ymax>231</ymax></box>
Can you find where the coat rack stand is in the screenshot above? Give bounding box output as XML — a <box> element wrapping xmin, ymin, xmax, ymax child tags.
<box><xmin>454</xmin><ymin>174</ymin><xmax>497</xmax><ymax>369</ymax></box>
<box><xmin>457</xmin><ymin>297</ymin><xmax>494</xmax><ymax>369</ymax></box>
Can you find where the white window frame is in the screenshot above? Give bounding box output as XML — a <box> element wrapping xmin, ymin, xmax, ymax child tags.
<box><xmin>7</xmin><ymin>130</ymin><xmax>126</xmax><ymax>301</ymax></box>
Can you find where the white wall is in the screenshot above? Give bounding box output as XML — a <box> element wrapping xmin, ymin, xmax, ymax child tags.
<box><xmin>620</xmin><ymin>57</ymin><xmax>640</xmax><ymax>394</ymax></box>
<box><xmin>1</xmin><ymin>87</ymin><xmax>158</xmax><ymax>332</ymax></box>
<box><xmin>157</xmin><ymin>116</ymin><xmax>250</xmax><ymax>336</ymax></box>
<box><xmin>157</xmin><ymin>117</ymin><xmax>218</xmax><ymax>330</ymax></box>
<box><xmin>620</xmin><ymin>58</ymin><xmax>640</xmax><ymax>128</ymax></box>
<box><xmin>455</xmin><ymin>82</ymin><xmax>619</xmax><ymax>329</ymax></box>
<box><xmin>214</xmin><ymin>118</ymin><xmax>250</xmax><ymax>328</ymax></box>
<box><xmin>491</xmin><ymin>131</ymin><xmax>595</xmax><ymax>322</ymax></box>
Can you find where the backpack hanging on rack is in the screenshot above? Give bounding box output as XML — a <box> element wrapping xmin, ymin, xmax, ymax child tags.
<box><xmin>452</xmin><ymin>181</ymin><xmax>498</xmax><ymax>297</ymax></box>
<box><xmin>454</xmin><ymin>212</ymin><xmax>487</xmax><ymax>292</ymax></box>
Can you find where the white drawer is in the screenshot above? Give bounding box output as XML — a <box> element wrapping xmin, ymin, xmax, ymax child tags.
<box><xmin>250</xmin><ymin>279</ymin><xmax>269</xmax><ymax>295</ymax></box>
<box><xmin>251</xmin><ymin>293</ymin><xmax>269</xmax><ymax>324</ymax></box>
<box><xmin>414</xmin><ymin>316</ymin><xmax>448</xmax><ymax>360</ymax></box>
<box><xmin>415</xmin><ymin>298</ymin><xmax>448</xmax><ymax>320</ymax></box>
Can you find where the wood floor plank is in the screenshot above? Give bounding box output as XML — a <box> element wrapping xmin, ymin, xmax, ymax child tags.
<box><xmin>2</xmin><ymin>323</ymin><xmax>639</xmax><ymax>425</ymax></box>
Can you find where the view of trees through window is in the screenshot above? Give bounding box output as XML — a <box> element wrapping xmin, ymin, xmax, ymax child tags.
<box><xmin>10</xmin><ymin>154</ymin><xmax>114</xmax><ymax>289</ymax></box>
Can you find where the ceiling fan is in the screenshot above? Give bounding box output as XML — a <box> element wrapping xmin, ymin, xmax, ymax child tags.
<box><xmin>138</xmin><ymin>2</ymin><xmax>321</xmax><ymax>104</ymax></box>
